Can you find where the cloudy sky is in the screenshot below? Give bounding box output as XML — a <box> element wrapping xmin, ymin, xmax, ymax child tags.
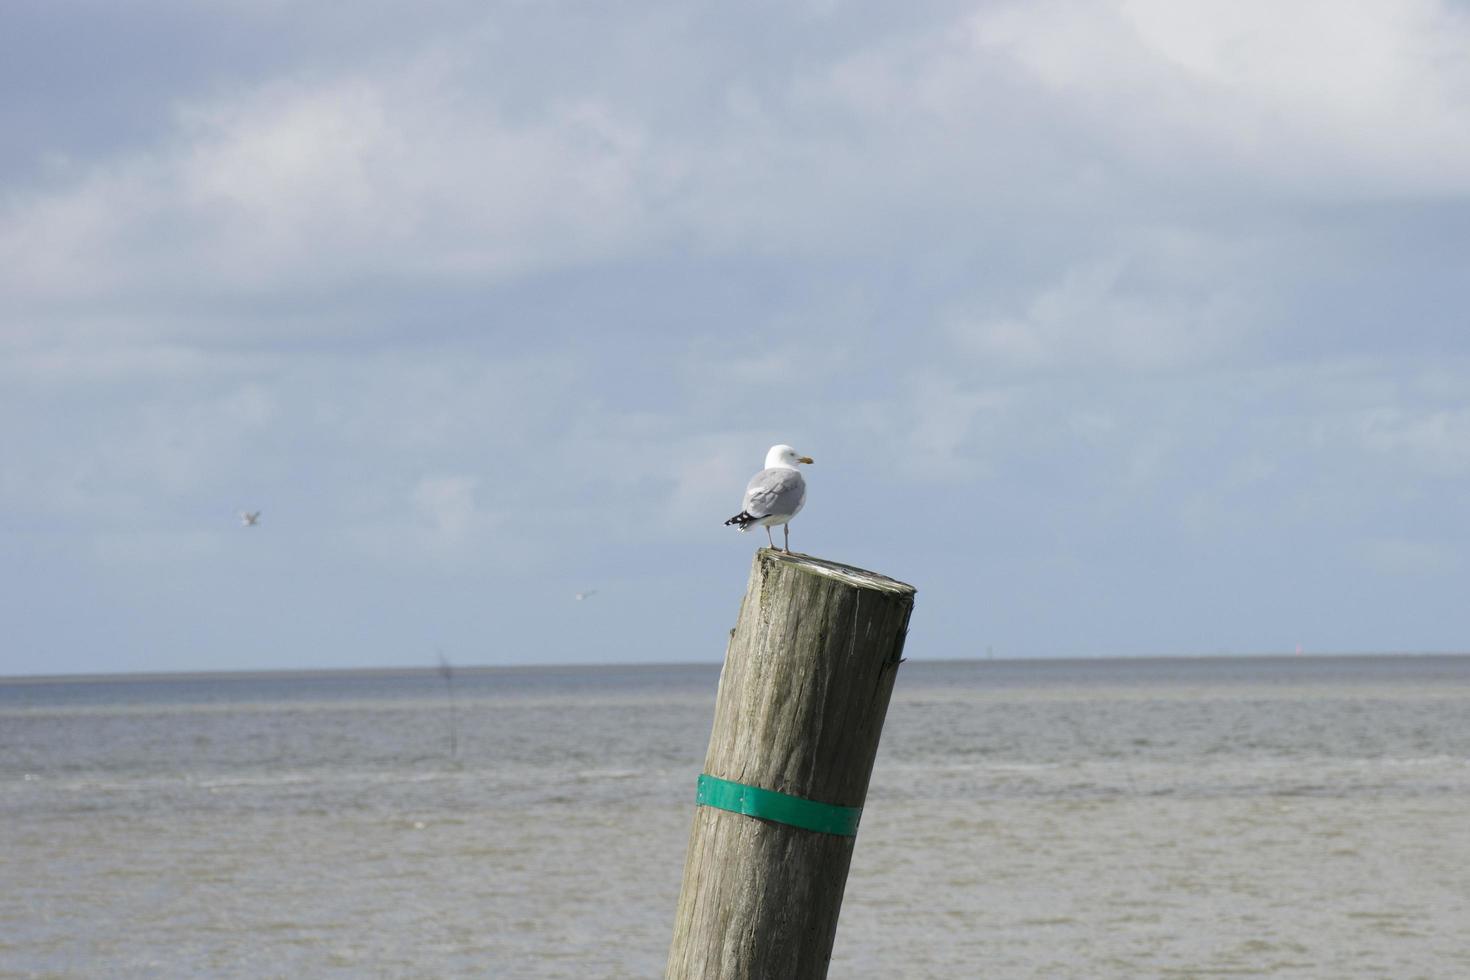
<box><xmin>4</xmin><ymin>0</ymin><xmax>1468</xmax><ymax>676</ymax></box>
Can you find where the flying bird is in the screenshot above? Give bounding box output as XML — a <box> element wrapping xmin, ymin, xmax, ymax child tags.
<box><xmin>723</xmin><ymin>444</ymin><xmax>813</xmax><ymax>553</ymax></box>
<box><xmin>574</xmin><ymin>590</ymin><xmax>598</xmax><ymax>601</ymax></box>
<box><xmin>240</xmin><ymin>511</ymin><xmax>261</xmax><ymax>527</ymax></box>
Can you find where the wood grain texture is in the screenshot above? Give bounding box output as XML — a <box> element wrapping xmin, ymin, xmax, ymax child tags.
<box><xmin>667</xmin><ymin>549</ymin><xmax>917</xmax><ymax>980</ymax></box>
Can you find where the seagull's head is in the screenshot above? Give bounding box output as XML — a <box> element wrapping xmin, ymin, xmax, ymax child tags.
<box><xmin>766</xmin><ymin>444</ymin><xmax>814</xmax><ymax>469</ymax></box>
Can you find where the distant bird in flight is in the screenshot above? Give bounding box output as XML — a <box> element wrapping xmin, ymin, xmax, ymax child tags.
<box><xmin>574</xmin><ymin>590</ymin><xmax>598</xmax><ymax>601</ymax></box>
<box><xmin>724</xmin><ymin>444</ymin><xmax>813</xmax><ymax>553</ymax></box>
<box><xmin>240</xmin><ymin>511</ymin><xmax>261</xmax><ymax>527</ymax></box>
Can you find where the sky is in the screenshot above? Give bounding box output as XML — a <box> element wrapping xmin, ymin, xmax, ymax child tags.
<box><xmin>3</xmin><ymin>0</ymin><xmax>1469</xmax><ymax>676</ymax></box>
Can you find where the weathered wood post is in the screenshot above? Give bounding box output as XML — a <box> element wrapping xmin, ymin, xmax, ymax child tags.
<box><xmin>667</xmin><ymin>548</ymin><xmax>917</xmax><ymax>980</ymax></box>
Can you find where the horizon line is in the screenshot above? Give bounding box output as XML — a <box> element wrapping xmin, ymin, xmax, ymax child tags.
<box><xmin>3</xmin><ymin>650</ymin><xmax>1467</xmax><ymax>685</ymax></box>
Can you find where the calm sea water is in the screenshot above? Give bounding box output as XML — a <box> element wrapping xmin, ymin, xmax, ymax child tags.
<box><xmin>3</xmin><ymin>656</ymin><xmax>1468</xmax><ymax>978</ymax></box>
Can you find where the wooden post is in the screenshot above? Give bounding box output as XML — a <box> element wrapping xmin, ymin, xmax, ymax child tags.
<box><xmin>667</xmin><ymin>548</ymin><xmax>917</xmax><ymax>980</ymax></box>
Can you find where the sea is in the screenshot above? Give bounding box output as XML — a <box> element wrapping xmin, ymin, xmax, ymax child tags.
<box><xmin>3</xmin><ymin>655</ymin><xmax>1468</xmax><ymax>979</ymax></box>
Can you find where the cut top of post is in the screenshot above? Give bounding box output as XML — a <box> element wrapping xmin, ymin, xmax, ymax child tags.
<box><xmin>758</xmin><ymin>548</ymin><xmax>917</xmax><ymax>597</ymax></box>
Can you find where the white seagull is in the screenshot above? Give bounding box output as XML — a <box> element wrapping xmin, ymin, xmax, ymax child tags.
<box><xmin>240</xmin><ymin>511</ymin><xmax>261</xmax><ymax>527</ymax></box>
<box><xmin>574</xmin><ymin>590</ymin><xmax>598</xmax><ymax>601</ymax></box>
<box><xmin>723</xmin><ymin>444</ymin><xmax>813</xmax><ymax>553</ymax></box>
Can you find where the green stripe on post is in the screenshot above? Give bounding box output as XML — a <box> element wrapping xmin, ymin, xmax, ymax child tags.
<box><xmin>694</xmin><ymin>774</ymin><xmax>862</xmax><ymax>836</ymax></box>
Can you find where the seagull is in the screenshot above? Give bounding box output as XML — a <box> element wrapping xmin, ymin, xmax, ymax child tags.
<box><xmin>723</xmin><ymin>444</ymin><xmax>813</xmax><ymax>553</ymax></box>
<box><xmin>240</xmin><ymin>511</ymin><xmax>261</xmax><ymax>527</ymax></box>
<box><xmin>574</xmin><ymin>590</ymin><xmax>598</xmax><ymax>601</ymax></box>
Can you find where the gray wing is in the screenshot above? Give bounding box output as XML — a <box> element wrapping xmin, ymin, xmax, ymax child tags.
<box><xmin>742</xmin><ymin>467</ymin><xmax>806</xmax><ymax>518</ymax></box>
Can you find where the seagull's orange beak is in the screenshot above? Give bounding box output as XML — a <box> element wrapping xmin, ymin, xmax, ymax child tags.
<box><xmin>798</xmin><ymin>456</ymin><xmax>814</xmax><ymax>464</ymax></box>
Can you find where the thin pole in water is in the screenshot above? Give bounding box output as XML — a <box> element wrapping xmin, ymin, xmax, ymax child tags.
<box><xmin>436</xmin><ymin>650</ymin><xmax>459</xmax><ymax>764</ymax></box>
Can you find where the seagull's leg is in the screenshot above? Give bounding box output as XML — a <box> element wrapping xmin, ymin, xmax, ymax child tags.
<box><xmin>783</xmin><ymin>524</ymin><xmax>790</xmax><ymax>553</ymax></box>
<box><xmin>765</xmin><ymin>526</ymin><xmax>775</xmax><ymax>549</ymax></box>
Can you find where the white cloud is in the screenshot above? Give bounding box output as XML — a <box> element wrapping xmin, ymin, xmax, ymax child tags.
<box><xmin>890</xmin><ymin>373</ymin><xmax>1015</xmax><ymax>480</ymax></box>
<box><xmin>0</xmin><ymin>341</ymin><xmax>217</xmax><ymax>383</ymax></box>
<box><xmin>337</xmin><ymin>472</ymin><xmax>503</xmax><ymax>568</ymax></box>
<box><xmin>0</xmin><ymin>64</ymin><xmax>671</xmax><ymax>327</ymax></box>
<box><xmin>947</xmin><ymin>243</ymin><xmax>1253</xmax><ymax>374</ymax></box>
<box><xmin>219</xmin><ymin>383</ymin><xmax>277</xmax><ymax>428</ymax></box>
<box><xmin>968</xmin><ymin>0</ymin><xmax>1470</xmax><ymax>196</ymax></box>
<box><xmin>412</xmin><ymin>474</ymin><xmax>490</xmax><ymax>537</ymax></box>
<box><xmin>667</xmin><ymin>442</ymin><xmax>753</xmax><ymax>528</ymax></box>
<box><xmin>1357</xmin><ymin>406</ymin><xmax>1470</xmax><ymax>477</ymax></box>
<box><xmin>1355</xmin><ymin>535</ymin><xmax>1459</xmax><ymax>575</ymax></box>
<box><xmin>749</xmin><ymin>0</ymin><xmax>1470</xmax><ymax>218</ymax></box>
